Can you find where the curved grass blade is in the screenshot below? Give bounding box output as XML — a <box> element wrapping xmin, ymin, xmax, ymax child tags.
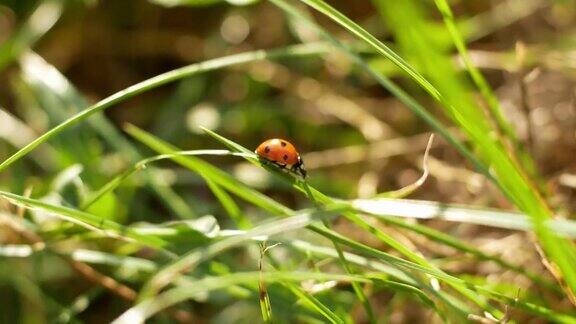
<box><xmin>289</xmin><ymin>0</ymin><xmax>576</xmax><ymax>301</ymax></box>
<box><xmin>20</xmin><ymin>51</ymin><xmax>197</xmax><ymax>219</ymax></box>
<box><xmin>0</xmin><ymin>42</ymin><xmax>331</xmax><ymax>173</ymax></box>
<box><xmin>130</xmin><ymin>126</ymin><xmax>554</xmax><ymax>318</ymax></box>
<box><xmin>201</xmin><ymin>127</ymin><xmax>379</xmax><ymax>321</ymax></box>
<box><xmin>125</xmin><ymin>124</ymin><xmax>293</xmax><ymax>216</ymax></box>
<box><xmin>81</xmin><ymin>150</ymin><xmax>250</xmax><ymax>210</ymax></box>
<box><xmin>0</xmin><ymin>191</ymin><xmax>170</xmax><ymax>253</ymax></box>
<box><xmin>269</xmin><ymin>0</ymin><xmax>491</xmax><ymax>182</ymax></box>
<box><xmin>113</xmin><ymin>271</ymin><xmax>371</xmax><ymax>324</ymax></box>
<box><xmin>378</xmin><ymin>134</ymin><xmax>433</xmax><ymax>199</ymax></box>
<box><xmin>281</xmin><ymin>283</ymin><xmax>344</xmax><ymax>324</ymax></box>
<box><xmin>201</xmin><ymin>128</ymin><xmax>505</xmax><ymax>318</ymax></box>
<box><xmin>138</xmin><ymin>208</ymin><xmax>338</xmax><ymax>299</ymax></box>
<box><xmin>351</xmin><ymin>197</ymin><xmax>576</xmax><ymax>239</ymax></box>
<box><xmin>433</xmin><ymin>0</ymin><xmax>517</xmax><ymax>144</ymax></box>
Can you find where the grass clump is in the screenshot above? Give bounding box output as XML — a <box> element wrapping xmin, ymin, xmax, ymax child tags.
<box><xmin>1</xmin><ymin>0</ymin><xmax>576</xmax><ymax>322</ymax></box>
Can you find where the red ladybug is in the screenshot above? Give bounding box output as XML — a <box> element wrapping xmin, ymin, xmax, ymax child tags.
<box><xmin>255</xmin><ymin>139</ymin><xmax>307</xmax><ymax>178</ymax></box>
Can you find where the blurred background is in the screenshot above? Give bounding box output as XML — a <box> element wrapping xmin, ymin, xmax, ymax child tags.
<box><xmin>1</xmin><ymin>0</ymin><xmax>576</xmax><ymax>322</ymax></box>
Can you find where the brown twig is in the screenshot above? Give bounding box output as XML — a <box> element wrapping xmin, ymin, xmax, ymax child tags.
<box><xmin>534</xmin><ymin>241</ymin><xmax>576</xmax><ymax>306</ymax></box>
<box><xmin>67</xmin><ymin>260</ymin><xmax>137</xmax><ymax>301</ymax></box>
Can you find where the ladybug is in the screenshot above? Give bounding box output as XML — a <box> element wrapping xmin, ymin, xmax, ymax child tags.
<box><xmin>255</xmin><ymin>139</ymin><xmax>307</xmax><ymax>178</ymax></box>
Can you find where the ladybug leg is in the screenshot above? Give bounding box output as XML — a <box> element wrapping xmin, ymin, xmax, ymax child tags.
<box><xmin>258</xmin><ymin>158</ymin><xmax>271</xmax><ymax>169</ymax></box>
<box><xmin>291</xmin><ymin>158</ymin><xmax>307</xmax><ymax>178</ymax></box>
<box><xmin>296</xmin><ymin>165</ymin><xmax>307</xmax><ymax>178</ymax></box>
<box><xmin>263</xmin><ymin>158</ymin><xmax>286</xmax><ymax>170</ymax></box>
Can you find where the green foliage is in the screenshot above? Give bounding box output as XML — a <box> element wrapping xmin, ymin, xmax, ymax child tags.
<box><xmin>148</xmin><ymin>0</ymin><xmax>259</xmax><ymax>7</ymax></box>
<box><xmin>1</xmin><ymin>0</ymin><xmax>576</xmax><ymax>322</ymax></box>
<box><xmin>293</xmin><ymin>0</ymin><xmax>576</xmax><ymax>298</ymax></box>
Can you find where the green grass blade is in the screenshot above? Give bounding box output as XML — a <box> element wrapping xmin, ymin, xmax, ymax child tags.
<box><xmin>282</xmin><ymin>283</ymin><xmax>344</xmax><ymax>324</ymax></box>
<box><xmin>351</xmin><ymin>197</ymin><xmax>576</xmax><ymax>238</ymax></box>
<box><xmin>269</xmin><ymin>0</ymin><xmax>491</xmax><ymax>181</ymax></box>
<box><xmin>0</xmin><ymin>43</ymin><xmax>330</xmax><ymax>173</ymax></box>
<box><xmin>139</xmin><ymin>209</ymin><xmax>337</xmax><ymax>299</ymax></box>
<box><xmin>431</xmin><ymin>0</ymin><xmax>540</xmax><ymax>180</ymax></box>
<box><xmin>201</xmin><ymin>128</ymin><xmax>504</xmax><ymax>318</ymax></box>
<box><xmin>432</xmin><ymin>0</ymin><xmax>518</xmax><ymax>145</ymax></box>
<box><xmin>81</xmin><ymin>150</ymin><xmax>249</xmax><ymax>209</ymax></box>
<box><xmin>201</xmin><ymin>128</ymin><xmax>378</xmax><ymax>322</ymax></box>
<box><xmin>293</xmin><ymin>0</ymin><xmax>441</xmax><ymax>101</ymax></box>
<box><xmin>309</xmin><ymin>226</ymin><xmax>576</xmax><ymax>322</ymax></box>
<box><xmin>81</xmin><ymin>149</ymin><xmax>253</xmax><ymax>228</ymax></box>
<box><xmin>125</xmin><ymin>125</ymin><xmax>293</xmax><ymax>216</ymax></box>
<box><xmin>373</xmin><ymin>214</ymin><xmax>557</xmax><ymax>291</ymax></box>
<box><xmin>19</xmin><ymin>51</ymin><xmax>198</xmax><ymax>219</ymax></box>
<box><xmin>0</xmin><ymin>191</ymin><xmax>169</xmax><ymax>251</ymax></box>
<box><xmin>294</xmin><ymin>0</ymin><xmax>576</xmax><ymax>301</ymax></box>
<box><xmin>205</xmin><ymin>178</ymin><xmax>252</xmax><ymax>229</ymax></box>
<box><xmin>114</xmin><ymin>271</ymin><xmax>371</xmax><ymax>324</ymax></box>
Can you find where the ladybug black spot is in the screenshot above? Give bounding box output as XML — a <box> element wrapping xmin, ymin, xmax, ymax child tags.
<box><xmin>283</xmin><ymin>154</ymin><xmax>288</xmax><ymax>161</ymax></box>
<box><xmin>264</xmin><ymin>146</ymin><xmax>270</xmax><ymax>153</ymax></box>
<box><xmin>280</xmin><ymin>141</ymin><xmax>287</xmax><ymax>147</ymax></box>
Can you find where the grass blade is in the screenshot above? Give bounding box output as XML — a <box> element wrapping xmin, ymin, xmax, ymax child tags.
<box><xmin>281</xmin><ymin>282</ymin><xmax>344</xmax><ymax>324</ymax></box>
<box><xmin>125</xmin><ymin>124</ymin><xmax>293</xmax><ymax>216</ymax></box>
<box><xmin>114</xmin><ymin>271</ymin><xmax>370</xmax><ymax>324</ymax></box>
<box><xmin>432</xmin><ymin>0</ymin><xmax>518</xmax><ymax>146</ymax></box>
<box><xmin>201</xmin><ymin>128</ymin><xmax>505</xmax><ymax>318</ymax></box>
<box><xmin>269</xmin><ymin>0</ymin><xmax>491</xmax><ymax>181</ymax></box>
<box><xmin>81</xmin><ymin>150</ymin><xmax>250</xmax><ymax>210</ymax></box>
<box><xmin>0</xmin><ymin>43</ymin><xmax>330</xmax><ymax>173</ymax></box>
<box><xmin>0</xmin><ymin>191</ymin><xmax>169</xmax><ymax>252</ymax></box>
<box><xmin>130</xmin><ymin>125</ymin><xmax>378</xmax><ymax>320</ymax></box>
<box><xmin>351</xmin><ymin>197</ymin><xmax>576</xmax><ymax>239</ymax></box>
<box><xmin>202</xmin><ymin>127</ymin><xmax>380</xmax><ymax>321</ymax></box>
<box><xmin>293</xmin><ymin>0</ymin><xmax>576</xmax><ymax>301</ymax></box>
<box><xmin>131</xmin><ymin>126</ymin><xmax>560</xmax><ymax>319</ymax></box>
<box><xmin>139</xmin><ymin>209</ymin><xmax>337</xmax><ymax>299</ymax></box>
<box><xmin>20</xmin><ymin>51</ymin><xmax>199</xmax><ymax>219</ymax></box>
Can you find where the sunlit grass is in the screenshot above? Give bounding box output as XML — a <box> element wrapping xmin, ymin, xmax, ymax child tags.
<box><xmin>0</xmin><ymin>0</ymin><xmax>575</xmax><ymax>322</ymax></box>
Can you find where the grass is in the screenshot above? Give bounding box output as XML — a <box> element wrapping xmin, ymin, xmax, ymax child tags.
<box><xmin>294</xmin><ymin>0</ymin><xmax>576</xmax><ymax>301</ymax></box>
<box><xmin>1</xmin><ymin>0</ymin><xmax>575</xmax><ymax>322</ymax></box>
